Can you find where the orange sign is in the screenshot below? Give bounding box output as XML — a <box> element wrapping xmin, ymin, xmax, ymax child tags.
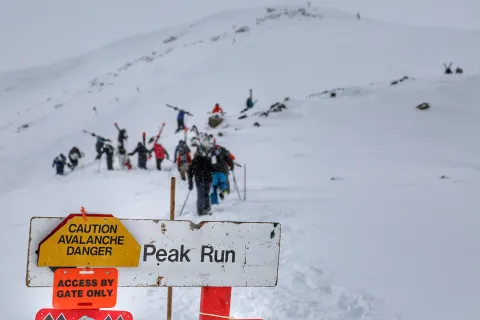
<box><xmin>52</xmin><ymin>268</ymin><xmax>118</xmax><ymax>309</ymax></box>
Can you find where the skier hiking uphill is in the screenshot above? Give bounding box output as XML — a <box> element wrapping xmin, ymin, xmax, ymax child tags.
<box><xmin>174</xmin><ymin>140</ymin><xmax>192</xmax><ymax>180</ymax></box>
<box><xmin>188</xmin><ymin>145</ymin><xmax>215</xmax><ymax>216</ymax></box>
<box><xmin>67</xmin><ymin>147</ymin><xmax>84</xmax><ymax>170</ymax></box>
<box><xmin>212</xmin><ymin>103</ymin><xmax>224</xmax><ymax>115</ymax></box>
<box><xmin>114</xmin><ymin>123</ymin><xmax>128</xmax><ymax>149</ymax></box>
<box><xmin>215</xmin><ymin>144</ymin><xmax>236</xmax><ymax>193</ymax></box>
<box><xmin>149</xmin><ymin>136</ymin><xmax>169</xmax><ymax>171</ymax></box>
<box><xmin>103</xmin><ymin>142</ymin><xmax>115</xmax><ymax>171</ymax></box>
<box><xmin>166</xmin><ymin>104</ymin><xmax>193</xmax><ymax>134</ymax></box>
<box><xmin>114</xmin><ymin>123</ymin><xmax>131</xmax><ymax>170</ymax></box>
<box><xmin>241</xmin><ymin>89</ymin><xmax>257</xmax><ymax>113</ymax></box>
<box><xmin>52</xmin><ymin>153</ymin><xmax>67</xmax><ymax>175</ymax></box>
<box><xmin>129</xmin><ymin>142</ymin><xmax>149</xmax><ymax>170</ymax></box>
<box><xmin>176</xmin><ymin>109</ymin><xmax>186</xmax><ymax>133</ymax></box>
<box><xmin>87</xmin><ymin>132</ymin><xmax>111</xmax><ymax>160</ymax></box>
<box><xmin>209</xmin><ymin>144</ymin><xmax>234</xmax><ymax>204</ymax></box>
<box><xmin>246</xmin><ymin>97</ymin><xmax>254</xmax><ymax>110</ymax></box>
<box><xmin>116</xmin><ymin>144</ymin><xmax>132</xmax><ymax>170</ymax></box>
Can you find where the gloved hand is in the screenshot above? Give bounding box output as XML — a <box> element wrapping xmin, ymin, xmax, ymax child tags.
<box><xmin>188</xmin><ymin>183</ymin><xmax>193</xmax><ymax>191</ymax></box>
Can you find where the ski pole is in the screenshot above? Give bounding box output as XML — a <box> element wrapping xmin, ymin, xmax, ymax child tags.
<box><xmin>232</xmin><ymin>171</ymin><xmax>242</xmax><ymax>200</ymax></box>
<box><xmin>179</xmin><ymin>190</ymin><xmax>191</xmax><ymax>216</ymax></box>
<box><xmin>244</xmin><ymin>164</ymin><xmax>246</xmax><ymax>201</ymax></box>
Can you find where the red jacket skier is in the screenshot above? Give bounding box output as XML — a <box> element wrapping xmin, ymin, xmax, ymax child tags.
<box><xmin>212</xmin><ymin>103</ymin><xmax>224</xmax><ymax>114</ymax></box>
<box><xmin>149</xmin><ymin>140</ymin><xmax>169</xmax><ymax>171</ymax></box>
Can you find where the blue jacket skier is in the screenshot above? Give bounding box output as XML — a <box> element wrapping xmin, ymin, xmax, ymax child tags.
<box><xmin>241</xmin><ymin>97</ymin><xmax>256</xmax><ymax>113</ymax></box>
<box><xmin>208</xmin><ymin>145</ymin><xmax>234</xmax><ymax>205</ymax></box>
<box><xmin>176</xmin><ymin>110</ymin><xmax>186</xmax><ymax>133</ymax></box>
<box><xmin>246</xmin><ymin>97</ymin><xmax>254</xmax><ymax>109</ymax></box>
<box><xmin>52</xmin><ymin>154</ymin><xmax>67</xmax><ymax>175</ymax></box>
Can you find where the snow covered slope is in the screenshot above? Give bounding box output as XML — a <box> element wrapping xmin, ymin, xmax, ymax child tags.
<box><xmin>1</xmin><ymin>5</ymin><xmax>480</xmax><ymax>320</ymax></box>
<box><xmin>2</xmin><ymin>0</ymin><xmax>479</xmax><ymax>72</ymax></box>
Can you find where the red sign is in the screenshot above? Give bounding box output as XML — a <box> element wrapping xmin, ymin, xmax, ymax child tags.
<box><xmin>35</xmin><ymin>308</ymin><xmax>133</xmax><ymax>320</ymax></box>
<box><xmin>199</xmin><ymin>287</ymin><xmax>232</xmax><ymax>320</ymax></box>
<box><xmin>52</xmin><ymin>268</ymin><xmax>118</xmax><ymax>309</ymax></box>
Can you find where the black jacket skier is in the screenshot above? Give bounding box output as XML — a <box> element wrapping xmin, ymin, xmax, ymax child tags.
<box><xmin>188</xmin><ymin>149</ymin><xmax>215</xmax><ymax>215</ymax></box>
<box><xmin>209</xmin><ymin>145</ymin><xmax>234</xmax><ymax>174</ymax></box>
<box><xmin>173</xmin><ymin>140</ymin><xmax>191</xmax><ymax>163</ymax></box>
<box><xmin>103</xmin><ymin>143</ymin><xmax>115</xmax><ymax>171</ymax></box>
<box><xmin>129</xmin><ymin>142</ymin><xmax>149</xmax><ymax>169</ymax></box>
<box><xmin>52</xmin><ymin>154</ymin><xmax>67</xmax><ymax>175</ymax></box>
<box><xmin>117</xmin><ymin>128</ymin><xmax>128</xmax><ymax>149</ymax></box>
<box><xmin>90</xmin><ymin>133</ymin><xmax>111</xmax><ymax>160</ymax></box>
<box><xmin>67</xmin><ymin>147</ymin><xmax>84</xmax><ymax>170</ymax></box>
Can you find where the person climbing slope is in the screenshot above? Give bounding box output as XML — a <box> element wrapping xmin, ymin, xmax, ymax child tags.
<box><xmin>89</xmin><ymin>132</ymin><xmax>111</xmax><ymax>160</ymax></box>
<box><xmin>103</xmin><ymin>142</ymin><xmax>115</xmax><ymax>171</ymax></box>
<box><xmin>214</xmin><ymin>144</ymin><xmax>236</xmax><ymax>193</ymax></box>
<box><xmin>114</xmin><ymin>123</ymin><xmax>128</xmax><ymax>149</ymax></box>
<box><xmin>129</xmin><ymin>142</ymin><xmax>149</xmax><ymax>170</ymax></box>
<box><xmin>67</xmin><ymin>147</ymin><xmax>84</xmax><ymax>170</ymax></box>
<box><xmin>188</xmin><ymin>144</ymin><xmax>215</xmax><ymax>216</ymax></box>
<box><xmin>176</xmin><ymin>109</ymin><xmax>186</xmax><ymax>133</ymax></box>
<box><xmin>212</xmin><ymin>103</ymin><xmax>224</xmax><ymax>115</ymax></box>
<box><xmin>166</xmin><ymin>104</ymin><xmax>193</xmax><ymax>133</ymax></box>
<box><xmin>52</xmin><ymin>153</ymin><xmax>67</xmax><ymax>175</ymax></box>
<box><xmin>208</xmin><ymin>144</ymin><xmax>234</xmax><ymax>204</ymax></box>
<box><xmin>149</xmin><ymin>137</ymin><xmax>169</xmax><ymax>171</ymax></box>
<box><xmin>174</xmin><ymin>140</ymin><xmax>192</xmax><ymax>180</ymax></box>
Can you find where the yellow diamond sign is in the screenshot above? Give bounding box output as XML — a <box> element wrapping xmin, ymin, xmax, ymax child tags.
<box><xmin>37</xmin><ymin>213</ymin><xmax>141</xmax><ymax>267</ymax></box>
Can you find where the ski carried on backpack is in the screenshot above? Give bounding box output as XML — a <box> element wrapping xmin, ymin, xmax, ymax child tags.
<box><xmin>148</xmin><ymin>122</ymin><xmax>166</xmax><ymax>160</ymax></box>
<box><xmin>157</xmin><ymin>122</ymin><xmax>166</xmax><ymax>141</ymax></box>
<box><xmin>166</xmin><ymin>104</ymin><xmax>193</xmax><ymax>116</ymax></box>
<box><xmin>184</xmin><ymin>125</ymin><xmax>189</xmax><ymax>143</ymax></box>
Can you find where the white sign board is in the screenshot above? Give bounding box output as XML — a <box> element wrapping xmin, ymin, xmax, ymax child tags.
<box><xmin>27</xmin><ymin>217</ymin><xmax>281</xmax><ymax>287</ymax></box>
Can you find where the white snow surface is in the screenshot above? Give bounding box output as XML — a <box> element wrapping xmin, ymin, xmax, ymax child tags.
<box><xmin>1</xmin><ymin>4</ymin><xmax>480</xmax><ymax>320</ymax></box>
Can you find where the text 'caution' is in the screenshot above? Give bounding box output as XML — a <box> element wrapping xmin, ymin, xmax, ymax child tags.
<box><xmin>37</xmin><ymin>214</ymin><xmax>141</xmax><ymax>267</ymax></box>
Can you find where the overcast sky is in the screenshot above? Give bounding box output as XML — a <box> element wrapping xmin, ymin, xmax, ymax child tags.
<box><xmin>0</xmin><ymin>0</ymin><xmax>479</xmax><ymax>72</ymax></box>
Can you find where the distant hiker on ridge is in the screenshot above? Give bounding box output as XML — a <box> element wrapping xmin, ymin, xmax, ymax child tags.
<box><xmin>212</xmin><ymin>103</ymin><xmax>224</xmax><ymax>115</ymax></box>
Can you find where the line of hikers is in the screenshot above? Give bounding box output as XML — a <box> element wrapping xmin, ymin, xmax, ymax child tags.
<box><xmin>52</xmin><ymin>97</ymin><xmax>252</xmax><ymax>215</ymax></box>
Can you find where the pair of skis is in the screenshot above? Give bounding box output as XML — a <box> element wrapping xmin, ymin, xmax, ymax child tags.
<box><xmin>146</xmin><ymin>122</ymin><xmax>166</xmax><ymax>160</ymax></box>
<box><xmin>166</xmin><ymin>104</ymin><xmax>194</xmax><ymax>116</ymax></box>
<box><xmin>114</xmin><ymin>122</ymin><xmax>132</xmax><ymax>170</ymax></box>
